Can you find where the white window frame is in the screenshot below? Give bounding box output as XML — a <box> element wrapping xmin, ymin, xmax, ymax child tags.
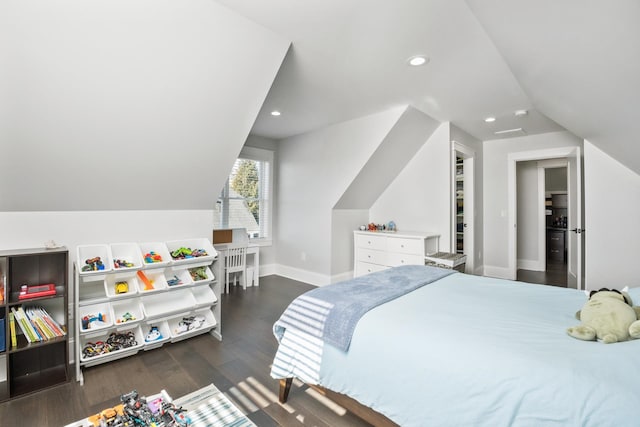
<box><xmin>216</xmin><ymin>146</ymin><xmax>273</xmax><ymax>245</ymax></box>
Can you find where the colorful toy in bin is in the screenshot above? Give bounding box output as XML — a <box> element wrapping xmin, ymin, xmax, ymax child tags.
<box><xmin>144</xmin><ymin>251</ymin><xmax>163</xmax><ymax>263</ymax></box>
<box><xmin>115</xmin><ymin>281</ymin><xmax>129</xmax><ymax>294</ymax></box>
<box><xmin>166</xmin><ymin>275</ymin><xmax>182</xmax><ymax>286</ymax></box>
<box><xmin>114</xmin><ymin>258</ymin><xmax>135</xmax><ymax>269</ymax></box>
<box><xmin>188</xmin><ymin>266</ymin><xmax>208</xmax><ymax>281</ymax></box>
<box><xmin>137</xmin><ymin>270</ymin><xmax>154</xmax><ymax>290</ymax></box>
<box><xmin>145</xmin><ymin>326</ymin><xmax>163</xmax><ymax>342</ymax></box>
<box><xmin>82</xmin><ymin>312</ymin><xmax>107</xmax><ymax>330</ymax></box>
<box><xmin>170</xmin><ymin>247</ymin><xmax>208</xmax><ymax>260</ymax></box>
<box><xmin>174</xmin><ymin>315</ymin><xmax>206</xmax><ymax>334</ymax></box>
<box><xmin>82</xmin><ymin>331</ymin><xmax>137</xmax><ymax>358</ymax></box>
<box><xmin>82</xmin><ymin>257</ymin><xmax>105</xmax><ymax>272</ymax></box>
<box><xmin>116</xmin><ymin>311</ymin><xmax>136</xmax><ymax>324</ymax></box>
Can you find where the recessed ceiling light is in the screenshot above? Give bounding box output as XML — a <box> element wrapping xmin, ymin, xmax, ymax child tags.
<box><xmin>484</xmin><ymin>117</ymin><xmax>496</xmax><ymax>123</ymax></box>
<box><xmin>407</xmin><ymin>55</ymin><xmax>429</xmax><ymax>66</ymax></box>
<box><xmin>270</xmin><ymin>110</ymin><xmax>281</xmax><ymax>116</ymax></box>
<box><xmin>514</xmin><ymin>109</ymin><xmax>528</xmax><ymax>117</ymax></box>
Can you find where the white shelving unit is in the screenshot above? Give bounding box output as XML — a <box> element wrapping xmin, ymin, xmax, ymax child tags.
<box><xmin>74</xmin><ymin>239</ymin><xmax>221</xmax><ymax>385</ymax></box>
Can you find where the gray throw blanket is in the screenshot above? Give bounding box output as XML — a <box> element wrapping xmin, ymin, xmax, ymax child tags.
<box><xmin>273</xmin><ymin>265</ymin><xmax>455</xmax><ymax>352</ymax></box>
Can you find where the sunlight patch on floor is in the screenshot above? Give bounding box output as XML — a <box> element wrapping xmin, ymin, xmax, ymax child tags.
<box><xmin>305</xmin><ymin>387</ymin><xmax>347</xmax><ymax>416</ymax></box>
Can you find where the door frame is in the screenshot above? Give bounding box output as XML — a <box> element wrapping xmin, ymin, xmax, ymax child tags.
<box><xmin>536</xmin><ymin>159</ymin><xmax>568</xmax><ymax>271</ymax></box>
<box><xmin>507</xmin><ymin>146</ymin><xmax>583</xmax><ymax>285</ymax></box>
<box><xmin>451</xmin><ymin>142</ymin><xmax>475</xmax><ymax>273</ymax></box>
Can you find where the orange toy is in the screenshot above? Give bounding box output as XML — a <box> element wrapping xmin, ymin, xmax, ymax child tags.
<box><xmin>137</xmin><ymin>270</ymin><xmax>154</xmax><ymax>290</ymax></box>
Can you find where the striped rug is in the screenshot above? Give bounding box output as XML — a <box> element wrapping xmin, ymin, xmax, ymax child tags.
<box><xmin>174</xmin><ymin>383</ymin><xmax>256</xmax><ymax>427</ymax></box>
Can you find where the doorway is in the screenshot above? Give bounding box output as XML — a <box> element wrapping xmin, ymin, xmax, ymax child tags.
<box><xmin>451</xmin><ymin>142</ymin><xmax>474</xmax><ymax>273</ymax></box>
<box><xmin>515</xmin><ymin>161</ymin><xmax>568</xmax><ymax>287</ymax></box>
<box><xmin>507</xmin><ymin>146</ymin><xmax>584</xmax><ymax>289</ymax></box>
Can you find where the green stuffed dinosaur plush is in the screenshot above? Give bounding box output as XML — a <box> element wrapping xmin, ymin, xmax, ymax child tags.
<box><xmin>567</xmin><ymin>288</ymin><xmax>640</xmax><ymax>344</ymax></box>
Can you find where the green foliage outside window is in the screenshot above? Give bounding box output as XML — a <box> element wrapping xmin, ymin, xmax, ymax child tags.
<box><xmin>231</xmin><ymin>159</ymin><xmax>259</xmax><ymax>222</ymax></box>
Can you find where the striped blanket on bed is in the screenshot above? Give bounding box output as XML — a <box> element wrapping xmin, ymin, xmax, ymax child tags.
<box><xmin>271</xmin><ymin>265</ymin><xmax>454</xmax><ymax>383</ymax></box>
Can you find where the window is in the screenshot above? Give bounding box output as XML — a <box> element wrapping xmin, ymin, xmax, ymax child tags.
<box><xmin>215</xmin><ymin>146</ymin><xmax>273</xmax><ymax>243</ymax></box>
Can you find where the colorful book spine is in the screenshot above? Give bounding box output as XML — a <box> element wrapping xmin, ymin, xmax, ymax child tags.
<box><xmin>38</xmin><ymin>307</ymin><xmax>66</xmax><ymax>337</ymax></box>
<box><xmin>8</xmin><ymin>311</ymin><xmax>17</xmax><ymax>348</ymax></box>
<box><xmin>12</xmin><ymin>308</ymin><xmax>37</xmax><ymax>342</ymax></box>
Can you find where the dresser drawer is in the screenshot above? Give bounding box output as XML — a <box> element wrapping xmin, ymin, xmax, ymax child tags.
<box><xmin>387</xmin><ymin>252</ymin><xmax>424</xmax><ymax>267</ymax></box>
<box><xmin>355</xmin><ymin>234</ymin><xmax>387</xmax><ymax>251</ymax></box>
<box><xmin>357</xmin><ymin>248</ymin><xmax>387</xmax><ymax>265</ymax></box>
<box><xmin>356</xmin><ymin>261</ymin><xmax>389</xmax><ymax>277</ymax></box>
<box><xmin>387</xmin><ymin>237</ymin><xmax>423</xmax><ymax>255</ymax></box>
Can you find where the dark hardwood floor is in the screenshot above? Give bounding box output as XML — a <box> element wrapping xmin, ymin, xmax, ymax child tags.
<box><xmin>517</xmin><ymin>258</ymin><xmax>567</xmax><ymax>287</ymax></box>
<box><xmin>0</xmin><ymin>276</ymin><xmax>373</xmax><ymax>426</ymax></box>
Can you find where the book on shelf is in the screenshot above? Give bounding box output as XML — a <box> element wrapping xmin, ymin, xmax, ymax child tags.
<box><xmin>8</xmin><ymin>311</ymin><xmax>17</xmax><ymax>348</ymax></box>
<box><xmin>11</xmin><ymin>306</ymin><xmax>66</xmax><ymax>343</ymax></box>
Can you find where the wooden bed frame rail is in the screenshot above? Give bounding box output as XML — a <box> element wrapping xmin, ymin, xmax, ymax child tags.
<box><xmin>279</xmin><ymin>378</ymin><xmax>399</xmax><ymax>427</ymax></box>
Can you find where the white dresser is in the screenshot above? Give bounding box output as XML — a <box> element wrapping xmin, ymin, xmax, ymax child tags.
<box><xmin>353</xmin><ymin>230</ymin><xmax>440</xmax><ymax>277</ymax></box>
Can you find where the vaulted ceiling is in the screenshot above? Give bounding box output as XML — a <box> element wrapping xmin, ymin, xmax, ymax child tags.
<box><xmin>216</xmin><ymin>0</ymin><xmax>640</xmax><ymax>174</ymax></box>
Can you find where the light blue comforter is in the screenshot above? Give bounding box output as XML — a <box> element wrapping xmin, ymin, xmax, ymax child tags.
<box><xmin>276</xmin><ymin>272</ymin><xmax>640</xmax><ymax>426</ymax></box>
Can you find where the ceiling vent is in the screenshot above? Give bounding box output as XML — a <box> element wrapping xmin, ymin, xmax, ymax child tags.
<box><xmin>494</xmin><ymin>127</ymin><xmax>527</xmax><ymax>136</ymax></box>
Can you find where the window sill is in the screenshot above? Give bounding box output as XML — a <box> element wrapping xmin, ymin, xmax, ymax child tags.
<box><xmin>248</xmin><ymin>239</ymin><xmax>272</xmax><ymax>248</ymax></box>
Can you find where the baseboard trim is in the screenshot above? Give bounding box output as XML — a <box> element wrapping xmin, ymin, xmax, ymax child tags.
<box><xmin>274</xmin><ymin>264</ymin><xmax>330</xmax><ymax>287</ymax></box>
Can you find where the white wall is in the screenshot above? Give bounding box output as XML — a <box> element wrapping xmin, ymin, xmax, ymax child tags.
<box><xmin>483</xmin><ymin>131</ymin><xmax>582</xmax><ymax>277</ymax></box>
<box><xmin>0</xmin><ymin>211</ymin><xmax>212</xmax><ymax>259</ymax></box>
<box><xmin>276</xmin><ymin>106</ymin><xmax>407</xmax><ymax>283</ymax></box>
<box><xmin>516</xmin><ymin>161</ymin><xmax>541</xmax><ymax>269</ymax></box>
<box><xmin>370</xmin><ymin>123</ymin><xmax>452</xmax><ymax>249</ymax></box>
<box><xmin>0</xmin><ymin>0</ymin><xmax>289</xmax><ymax>211</ymax></box>
<box><xmin>331</xmin><ymin>209</ymin><xmax>369</xmax><ymax>279</ymax></box>
<box><xmin>584</xmin><ymin>140</ymin><xmax>640</xmax><ymax>290</ymax></box>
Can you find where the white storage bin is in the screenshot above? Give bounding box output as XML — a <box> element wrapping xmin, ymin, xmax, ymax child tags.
<box><xmin>77</xmin><ymin>244</ymin><xmax>112</xmax><ymax>274</ymax></box>
<box><xmin>79</xmin><ymin>277</ymin><xmax>108</xmax><ymax>302</ymax></box>
<box><xmin>79</xmin><ymin>325</ymin><xmax>143</xmax><ymax>365</ymax></box>
<box><xmin>141</xmin><ymin>289</ymin><xmax>196</xmax><ymax>320</ymax></box>
<box><xmin>139</xmin><ymin>242</ymin><xmax>171</xmax><ymax>267</ymax></box>
<box><xmin>104</xmin><ymin>274</ymin><xmax>139</xmax><ymax>299</ymax></box>
<box><xmin>164</xmin><ymin>268</ymin><xmax>193</xmax><ymax>288</ymax></box>
<box><xmin>110</xmin><ymin>243</ymin><xmax>143</xmax><ymax>271</ymax></box>
<box><xmin>135</xmin><ymin>269</ymin><xmax>168</xmax><ymax>294</ymax></box>
<box><xmin>186</xmin><ymin>266</ymin><xmax>214</xmax><ymax>285</ymax></box>
<box><xmin>111</xmin><ymin>298</ymin><xmax>144</xmax><ymax>326</ymax></box>
<box><xmin>168</xmin><ymin>308</ymin><xmax>217</xmax><ymax>343</ymax></box>
<box><xmin>191</xmin><ymin>285</ymin><xmax>217</xmax><ymax>309</ymax></box>
<box><xmin>78</xmin><ymin>302</ymin><xmax>113</xmax><ymax>333</ymax></box>
<box><xmin>141</xmin><ymin>320</ymin><xmax>171</xmax><ymax>351</ymax></box>
<box><xmin>165</xmin><ymin>238</ymin><xmax>217</xmax><ymax>266</ymax></box>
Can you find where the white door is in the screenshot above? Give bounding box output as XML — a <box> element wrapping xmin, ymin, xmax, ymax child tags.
<box><xmin>567</xmin><ymin>147</ymin><xmax>584</xmax><ymax>289</ymax></box>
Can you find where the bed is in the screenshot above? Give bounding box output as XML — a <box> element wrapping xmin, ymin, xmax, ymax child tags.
<box><xmin>271</xmin><ymin>265</ymin><xmax>640</xmax><ymax>426</ymax></box>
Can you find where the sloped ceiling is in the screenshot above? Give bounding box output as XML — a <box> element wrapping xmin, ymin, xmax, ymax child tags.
<box><xmin>467</xmin><ymin>0</ymin><xmax>640</xmax><ymax>174</ymax></box>
<box><xmin>216</xmin><ymin>0</ymin><xmax>639</xmax><ymax>173</ymax></box>
<box><xmin>0</xmin><ymin>0</ymin><xmax>290</xmax><ymax>211</ymax></box>
<box><xmin>334</xmin><ymin>106</ymin><xmax>440</xmax><ymax>209</ymax></box>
